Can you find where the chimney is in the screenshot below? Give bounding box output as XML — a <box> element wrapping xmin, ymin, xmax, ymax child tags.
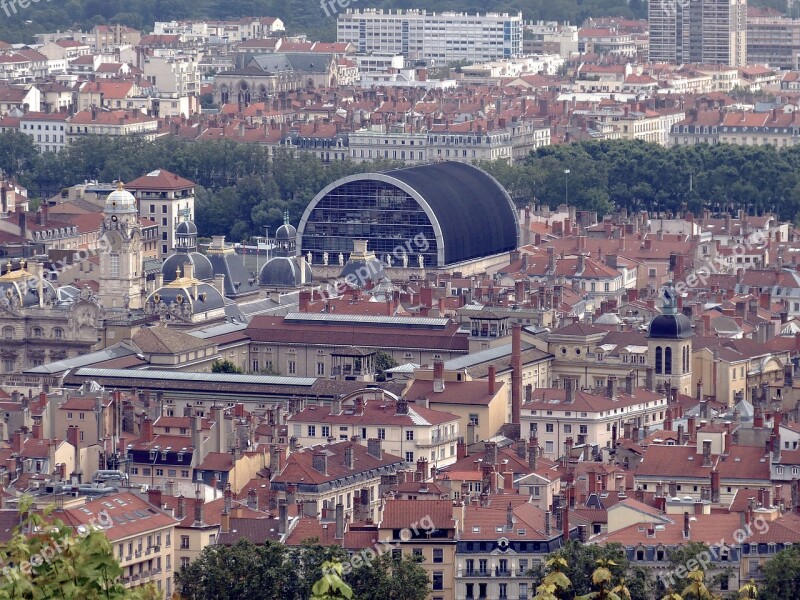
<box><xmin>565</xmin><ymin>378</ymin><xmax>574</xmax><ymax>404</ymax></box>
<box><xmin>247</xmin><ymin>487</ymin><xmax>257</xmax><ymax>510</ymax></box>
<box><xmin>506</xmin><ymin>503</ymin><xmax>514</xmax><ymax>530</ymax></box>
<box><xmin>528</xmin><ymin>439</ymin><xmax>538</xmax><ymax>471</ymax></box>
<box><xmin>516</xmin><ymin>438</ymin><xmax>527</xmax><ymax>460</ymax></box>
<box><xmin>312</xmin><ymin>451</ymin><xmax>328</xmax><ymax>475</ymax></box>
<box><xmin>335</xmin><ymin>503</ymin><xmax>344</xmax><ymax>539</ymax></box>
<box><xmin>176</xmin><ymin>495</ymin><xmax>185</xmax><ymax>520</ymax></box>
<box><xmin>367</xmin><ymin>438</ymin><xmax>382</xmax><ymax>459</ymax></box>
<box><xmin>488</xmin><ymin>365</ymin><xmax>496</xmax><ymax>395</ymax></box>
<box><xmin>607</xmin><ymin>376</ymin><xmax>617</xmax><ymax>400</ymax></box>
<box><xmin>683</xmin><ymin>511</ymin><xmax>690</xmax><ymax>539</ymax></box>
<box><xmin>645</xmin><ymin>367</ymin><xmax>655</xmax><ymax>392</ymax></box>
<box><xmin>194</xmin><ymin>489</ymin><xmax>204</xmax><ymax>525</ymax></box>
<box><xmin>433</xmin><ymin>361</ymin><xmax>445</xmax><ymax>393</ymax></box>
<box><xmin>278</xmin><ymin>499</ymin><xmax>287</xmax><ymax>535</ymax></box>
<box><xmin>711</xmin><ymin>469</ymin><xmax>720</xmax><ymax>503</ymax></box>
<box><xmin>702</xmin><ymin>440</ymin><xmax>712</xmax><ymax>467</ymax></box>
<box><xmin>545</xmin><ymin>511</ymin><xmax>552</xmax><ymax>537</ymax></box>
<box><xmin>148</xmin><ymin>487</ymin><xmax>163</xmax><ymax>509</ymax></box>
<box><xmin>417</xmin><ymin>458</ymin><xmax>429</xmax><ymax>481</ymax></box>
<box><xmin>344</xmin><ymin>445</ymin><xmax>354</xmax><ymax>469</ymax></box>
<box><xmin>625</xmin><ymin>372</ymin><xmax>634</xmax><ymax>396</ymax></box>
<box><xmin>142</xmin><ymin>417</ymin><xmax>153</xmax><ymax>442</ymax></box>
<box><xmin>511</xmin><ymin>323</ymin><xmax>522</xmax><ymax>426</ymax></box>
<box><xmin>31</xmin><ymin>420</ymin><xmax>42</xmax><ymax>439</ymax></box>
<box><xmin>688</xmin><ymin>416</ymin><xmax>696</xmax><ymax>441</ymax></box>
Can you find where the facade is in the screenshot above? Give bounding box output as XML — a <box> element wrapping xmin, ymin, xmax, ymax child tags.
<box><xmin>671</xmin><ymin>110</ymin><xmax>800</xmax><ymax>148</ymax></box>
<box><xmin>647</xmin><ymin>285</ymin><xmax>693</xmax><ymax>395</ymax></box>
<box><xmin>298</xmin><ymin>162</ymin><xmax>519</xmax><ymax>268</ymax></box>
<box><xmin>67</xmin><ymin>109</ymin><xmax>160</xmax><ymax>143</ymax></box>
<box><xmin>649</xmin><ymin>0</ymin><xmax>747</xmax><ymax>66</ymax></box>
<box><xmin>18</xmin><ymin>112</ymin><xmax>68</xmax><ymax>153</ymax></box>
<box><xmin>337</xmin><ymin>9</ymin><xmax>523</xmax><ymax>62</ymax></box>
<box><xmin>271</xmin><ymin>439</ymin><xmax>404</xmax><ymax>523</ymax></box>
<box><xmin>288</xmin><ymin>389</ymin><xmax>461</xmax><ymax>467</ymax></box>
<box><xmin>141</xmin><ymin>56</ymin><xmax>200</xmax><ymax>98</ymax></box>
<box><xmin>126</xmin><ymin>169</ymin><xmax>196</xmax><ymax>260</ymax></box>
<box><xmin>747</xmin><ymin>11</ymin><xmax>800</xmax><ymax>69</ymax></box>
<box><xmin>246</xmin><ymin>313</ymin><xmax>470</xmax><ymax>376</ymax></box>
<box><xmin>57</xmin><ymin>492</ymin><xmax>176</xmax><ymax>599</ymax></box>
<box><xmin>97</xmin><ymin>183</ymin><xmax>144</xmax><ymax>310</ymax></box>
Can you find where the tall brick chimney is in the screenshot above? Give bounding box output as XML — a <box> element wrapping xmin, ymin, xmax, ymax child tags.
<box><xmin>511</xmin><ymin>323</ymin><xmax>522</xmax><ymax>426</ymax></box>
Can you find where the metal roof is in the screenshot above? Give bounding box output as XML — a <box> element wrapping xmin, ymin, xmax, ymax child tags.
<box><xmin>189</xmin><ymin>322</ymin><xmax>248</xmax><ymax>339</ymax></box>
<box><xmin>284</xmin><ymin>312</ymin><xmax>450</xmax><ymax>328</ymax></box>
<box><xmin>24</xmin><ymin>344</ymin><xmax>139</xmax><ymax>375</ymax></box>
<box><xmin>444</xmin><ymin>343</ymin><xmax>512</xmax><ymax>370</ymax></box>
<box><xmin>70</xmin><ymin>368</ymin><xmax>316</xmax><ymax>387</ymax></box>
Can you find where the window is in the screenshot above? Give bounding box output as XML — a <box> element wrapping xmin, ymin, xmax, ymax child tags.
<box><xmin>155</xmin><ymin>468</ymin><xmax>163</xmax><ymax>476</ymax></box>
<box><xmin>433</xmin><ymin>548</ymin><xmax>443</xmax><ymax>563</ymax></box>
<box><xmin>469</xmin><ymin>414</ymin><xmax>479</xmax><ymax>426</ymax></box>
<box><xmin>545</xmin><ymin>441</ymin><xmax>554</xmax><ymax>454</ymax></box>
<box><xmin>53</xmin><ymin>328</ymin><xmax>63</xmax><ymax>338</ymax></box>
<box><xmin>655</xmin><ymin>346</ymin><xmax>662</xmax><ymax>374</ymax></box>
<box><xmin>545</xmin><ymin>424</ymin><xmax>554</xmax><ymax>433</ymax></box>
<box><xmin>406</xmin><ymin>430</ymin><xmax>414</xmax><ymax>441</ymax></box>
<box><xmin>664</xmin><ymin>347</ymin><xmax>672</xmax><ymax>375</ymax></box>
<box><xmin>377</xmin><ymin>428</ymin><xmax>386</xmax><ymax>440</ymax></box>
<box><xmin>432</xmin><ymin>572</ymin><xmax>443</xmax><ymax>591</ymax></box>
<box><xmin>2</xmin><ymin>327</ymin><xmax>12</xmax><ymax>340</ymax></box>
<box><xmin>180</xmin><ymin>536</ymin><xmax>189</xmax><ymax>550</ymax></box>
<box><xmin>181</xmin><ymin>470</ymin><xmax>189</xmax><ymax>478</ymax></box>
<box><xmin>564</xmin><ymin>424</ymin><xmax>572</xmax><ymax>433</ymax></box>
<box><xmin>316</xmin><ymin>362</ymin><xmax>325</xmax><ymax>376</ymax></box>
<box><xmin>321</xmin><ymin>426</ymin><xmax>330</xmax><ymax>438</ymax></box>
<box><xmin>32</xmin><ymin>327</ymin><xmax>43</xmax><ymax>338</ymax></box>
<box><xmin>110</xmin><ymin>254</ymin><xmax>119</xmax><ymax>278</ymax></box>
<box><xmin>307</xmin><ymin>425</ymin><xmax>316</xmax><ymax>437</ymax></box>
<box><xmin>287</xmin><ymin>360</ymin><xmax>296</xmax><ymax>375</ymax></box>
<box><xmin>405</xmin><ymin>451</ymin><xmax>414</xmax><ymax>462</ymax></box>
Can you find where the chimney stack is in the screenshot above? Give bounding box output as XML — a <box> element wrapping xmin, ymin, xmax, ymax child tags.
<box><xmin>511</xmin><ymin>324</ymin><xmax>522</xmax><ymax>426</ymax></box>
<box><xmin>433</xmin><ymin>361</ymin><xmax>445</xmax><ymax>393</ymax></box>
<box><xmin>702</xmin><ymin>440</ymin><xmax>712</xmax><ymax>467</ymax></box>
<box><xmin>335</xmin><ymin>503</ymin><xmax>344</xmax><ymax>539</ymax></box>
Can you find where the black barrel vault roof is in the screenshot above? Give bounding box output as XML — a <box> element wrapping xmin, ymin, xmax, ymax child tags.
<box><xmin>386</xmin><ymin>162</ymin><xmax>518</xmax><ymax>265</ymax></box>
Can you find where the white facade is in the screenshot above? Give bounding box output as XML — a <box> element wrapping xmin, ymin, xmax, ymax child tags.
<box><xmin>141</xmin><ymin>56</ymin><xmax>200</xmax><ymax>97</ymax></box>
<box><xmin>19</xmin><ymin>113</ymin><xmax>69</xmax><ymax>153</ymax></box>
<box><xmin>337</xmin><ymin>9</ymin><xmax>523</xmax><ymax>62</ymax></box>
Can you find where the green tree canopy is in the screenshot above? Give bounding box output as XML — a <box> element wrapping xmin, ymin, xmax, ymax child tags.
<box><xmin>211</xmin><ymin>359</ymin><xmax>244</xmax><ymax>373</ymax></box>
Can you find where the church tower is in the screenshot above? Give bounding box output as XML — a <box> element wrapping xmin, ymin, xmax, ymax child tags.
<box><xmin>98</xmin><ymin>182</ymin><xmax>144</xmax><ymax>309</ymax></box>
<box><xmin>647</xmin><ymin>282</ymin><xmax>693</xmax><ymax>395</ymax></box>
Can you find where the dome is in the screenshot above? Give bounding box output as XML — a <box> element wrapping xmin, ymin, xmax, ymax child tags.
<box><xmin>105</xmin><ymin>182</ymin><xmax>137</xmax><ymax>214</ymax></box>
<box><xmin>0</xmin><ymin>262</ymin><xmax>57</xmax><ymax>308</ymax></box>
<box><xmin>259</xmin><ymin>256</ymin><xmax>312</xmax><ymax>287</ymax></box>
<box><xmin>162</xmin><ymin>253</ymin><xmax>214</xmax><ymax>282</ymax></box>
<box><xmin>276</xmin><ymin>222</ymin><xmax>297</xmax><ymax>241</ymax></box>
<box><xmin>146</xmin><ymin>281</ymin><xmax>225</xmax><ymax>314</ymax></box>
<box><xmin>648</xmin><ymin>313</ymin><xmax>693</xmax><ymax>339</ymax></box>
<box><xmin>176</xmin><ymin>221</ymin><xmax>198</xmax><ymax>235</ymax></box>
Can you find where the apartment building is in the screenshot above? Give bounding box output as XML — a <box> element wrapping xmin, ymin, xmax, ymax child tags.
<box><xmin>57</xmin><ymin>492</ymin><xmax>176</xmax><ymax>599</ymax></box>
<box><xmin>521</xmin><ymin>380</ymin><xmax>667</xmax><ymax>458</ymax></box>
<box><xmin>19</xmin><ymin>112</ymin><xmax>69</xmax><ymax>153</ymax></box>
<box><xmin>271</xmin><ymin>439</ymin><xmax>404</xmax><ymax>523</ymax></box>
<box><xmin>378</xmin><ymin>499</ymin><xmax>459</xmax><ymax>600</ymax></box>
<box><xmin>670</xmin><ymin>109</ymin><xmax>800</xmax><ymax>148</ymax></box>
<box><xmin>337</xmin><ymin>9</ymin><xmax>523</xmax><ymax>62</ymax></box>
<box><xmin>747</xmin><ymin>8</ymin><xmax>800</xmax><ymax>69</ymax></box>
<box><xmin>649</xmin><ymin>0</ymin><xmax>747</xmax><ymax>66</ymax></box>
<box><xmin>141</xmin><ymin>56</ymin><xmax>200</xmax><ymax>98</ymax></box>
<box><xmin>66</xmin><ymin>109</ymin><xmax>160</xmax><ymax>143</ymax></box>
<box><xmin>523</xmin><ymin>22</ymin><xmax>579</xmax><ymax>58</ymax></box>
<box><xmin>126</xmin><ymin>169</ymin><xmax>196</xmax><ymax>259</ymax></box>
<box><xmin>287</xmin><ymin>389</ymin><xmax>461</xmax><ymax>467</ymax></box>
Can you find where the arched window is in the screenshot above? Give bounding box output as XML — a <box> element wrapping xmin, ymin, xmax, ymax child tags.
<box><xmin>53</xmin><ymin>328</ymin><xmax>63</xmax><ymax>339</ymax></box>
<box><xmin>32</xmin><ymin>327</ymin><xmax>43</xmax><ymax>338</ymax></box>
<box><xmin>1</xmin><ymin>326</ymin><xmax>12</xmax><ymax>340</ymax></box>
<box><xmin>655</xmin><ymin>346</ymin><xmax>663</xmax><ymax>374</ymax></box>
<box><xmin>665</xmin><ymin>347</ymin><xmax>673</xmax><ymax>375</ymax></box>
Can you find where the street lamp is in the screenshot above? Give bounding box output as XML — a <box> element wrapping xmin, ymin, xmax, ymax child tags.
<box><xmin>564</xmin><ymin>169</ymin><xmax>571</xmax><ymax>204</ymax></box>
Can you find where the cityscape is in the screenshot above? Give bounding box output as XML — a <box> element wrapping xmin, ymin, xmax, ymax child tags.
<box><xmin>0</xmin><ymin>1</ymin><xmax>798</xmax><ymax>600</ymax></box>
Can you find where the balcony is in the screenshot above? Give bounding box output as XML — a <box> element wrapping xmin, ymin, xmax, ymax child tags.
<box><xmin>418</xmin><ymin>432</ymin><xmax>460</xmax><ymax>448</ymax></box>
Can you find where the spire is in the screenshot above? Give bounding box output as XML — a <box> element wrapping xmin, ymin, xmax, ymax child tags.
<box><xmin>661</xmin><ymin>281</ymin><xmax>678</xmax><ymax>315</ymax></box>
<box><xmin>283</xmin><ymin>210</ymin><xmax>290</xmax><ymax>226</ymax></box>
<box><xmin>116</xmin><ymin>181</ymin><xmax>124</xmax><ymax>191</ymax></box>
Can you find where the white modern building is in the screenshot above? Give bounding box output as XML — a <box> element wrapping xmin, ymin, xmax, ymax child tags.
<box><xmin>337</xmin><ymin>9</ymin><xmax>523</xmax><ymax>62</ymax></box>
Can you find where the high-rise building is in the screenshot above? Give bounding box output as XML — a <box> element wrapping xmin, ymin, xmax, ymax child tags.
<box><xmin>649</xmin><ymin>0</ymin><xmax>747</xmax><ymax>66</ymax></box>
<box><xmin>337</xmin><ymin>9</ymin><xmax>523</xmax><ymax>62</ymax></box>
<box><xmin>747</xmin><ymin>7</ymin><xmax>800</xmax><ymax>69</ymax></box>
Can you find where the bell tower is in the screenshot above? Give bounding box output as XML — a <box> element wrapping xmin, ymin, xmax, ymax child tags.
<box><xmin>98</xmin><ymin>182</ymin><xmax>143</xmax><ymax>309</ymax></box>
<box><xmin>647</xmin><ymin>283</ymin><xmax>693</xmax><ymax>395</ymax></box>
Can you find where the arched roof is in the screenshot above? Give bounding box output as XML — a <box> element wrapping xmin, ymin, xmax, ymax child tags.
<box><xmin>299</xmin><ymin>162</ymin><xmax>519</xmax><ymax>266</ymax></box>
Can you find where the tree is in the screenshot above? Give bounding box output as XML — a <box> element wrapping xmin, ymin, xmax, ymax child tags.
<box><xmin>680</xmin><ymin>568</ymin><xmax>719</xmax><ymax>600</ymax></box>
<box><xmin>311</xmin><ymin>561</ymin><xmax>353</xmax><ymax>600</ymax></box>
<box><xmin>0</xmin><ymin>495</ymin><xmax>157</xmax><ymax>599</ymax></box>
<box><xmin>576</xmin><ymin>559</ymin><xmax>632</xmax><ymax>600</ymax></box>
<box><xmin>760</xmin><ymin>544</ymin><xmax>800</xmax><ymax>600</ymax></box>
<box><xmin>374</xmin><ymin>351</ymin><xmax>398</xmax><ymax>382</ymax></box>
<box><xmin>533</xmin><ymin>556</ymin><xmax>572</xmax><ymax>600</ymax></box>
<box><xmin>175</xmin><ymin>539</ymin><xmax>294</xmax><ymax>600</ymax></box>
<box><xmin>211</xmin><ymin>359</ymin><xmax>243</xmax><ymax>374</ymax></box>
<box><xmin>345</xmin><ymin>552</ymin><xmax>430</xmax><ymax>600</ymax></box>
